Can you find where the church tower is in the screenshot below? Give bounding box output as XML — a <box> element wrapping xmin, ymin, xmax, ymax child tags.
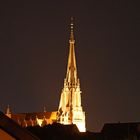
<box><xmin>57</xmin><ymin>18</ymin><xmax>86</xmax><ymax>132</ymax></box>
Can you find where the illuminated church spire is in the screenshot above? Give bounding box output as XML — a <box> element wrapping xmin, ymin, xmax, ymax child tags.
<box><xmin>57</xmin><ymin>18</ymin><xmax>86</xmax><ymax>132</ymax></box>
<box><xmin>66</xmin><ymin>17</ymin><xmax>78</xmax><ymax>87</ymax></box>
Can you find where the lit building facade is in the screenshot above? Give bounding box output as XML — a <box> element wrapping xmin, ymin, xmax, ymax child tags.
<box><xmin>57</xmin><ymin>19</ymin><xmax>86</xmax><ymax>132</ymax></box>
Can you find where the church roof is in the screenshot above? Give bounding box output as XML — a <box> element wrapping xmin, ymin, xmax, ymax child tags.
<box><xmin>11</xmin><ymin>111</ymin><xmax>57</xmax><ymax>120</ymax></box>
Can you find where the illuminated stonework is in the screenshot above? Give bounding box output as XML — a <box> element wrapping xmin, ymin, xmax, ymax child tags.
<box><xmin>5</xmin><ymin>106</ymin><xmax>57</xmax><ymax>127</ymax></box>
<box><xmin>57</xmin><ymin>18</ymin><xmax>86</xmax><ymax>132</ymax></box>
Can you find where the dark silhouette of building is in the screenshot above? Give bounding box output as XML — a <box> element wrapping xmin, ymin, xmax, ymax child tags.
<box><xmin>0</xmin><ymin>111</ymin><xmax>39</xmax><ymax>140</ymax></box>
<box><xmin>26</xmin><ymin>122</ymin><xmax>140</xmax><ymax>140</ymax></box>
<box><xmin>101</xmin><ymin>122</ymin><xmax>140</xmax><ymax>140</ymax></box>
<box><xmin>27</xmin><ymin>123</ymin><xmax>80</xmax><ymax>140</ymax></box>
<box><xmin>1</xmin><ymin>111</ymin><xmax>140</xmax><ymax>140</ymax></box>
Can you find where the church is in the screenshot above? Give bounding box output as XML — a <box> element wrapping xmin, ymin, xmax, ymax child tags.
<box><xmin>5</xmin><ymin>19</ymin><xmax>86</xmax><ymax>132</ymax></box>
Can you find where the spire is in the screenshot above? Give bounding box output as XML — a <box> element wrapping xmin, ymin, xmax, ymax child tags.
<box><xmin>66</xmin><ymin>17</ymin><xmax>78</xmax><ymax>86</ymax></box>
<box><xmin>57</xmin><ymin>18</ymin><xmax>86</xmax><ymax>132</ymax></box>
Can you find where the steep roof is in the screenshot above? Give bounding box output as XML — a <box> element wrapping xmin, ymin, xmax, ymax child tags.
<box><xmin>11</xmin><ymin>111</ymin><xmax>57</xmax><ymax>120</ymax></box>
<box><xmin>101</xmin><ymin>122</ymin><xmax>140</xmax><ymax>138</ymax></box>
<box><xmin>0</xmin><ymin>111</ymin><xmax>39</xmax><ymax>140</ymax></box>
<box><xmin>26</xmin><ymin>123</ymin><xmax>80</xmax><ymax>140</ymax></box>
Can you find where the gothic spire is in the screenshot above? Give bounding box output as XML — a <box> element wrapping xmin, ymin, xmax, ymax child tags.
<box><xmin>57</xmin><ymin>18</ymin><xmax>86</xmax><ymax>132</ymax></box>
<box><xmin>66</xmin><ymin>17</ymin><xmax>78</xmax><ymax>86</ymax></box>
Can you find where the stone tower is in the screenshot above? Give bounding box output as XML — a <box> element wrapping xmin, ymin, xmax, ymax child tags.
<box><xmin>57</xmin><ymin>18</ymin><xmax>86</xmax><ymax>132</ymax></box>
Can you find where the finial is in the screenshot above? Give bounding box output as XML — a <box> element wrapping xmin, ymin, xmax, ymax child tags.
<box><xmin>70</xmin><ymin>17</ymin><xmax>74</xmax><ymax>42</ymax></box>
<box><xmin>6</xmin><ymin>105</ymin><xmax>11</xmax><ymax>114</ymax></box>
<box><xmin>5</xmin><ymin>105</ymin><xmax>12</xmax><ymax>118</ymax></box>
<box><xmin>44</xmin><ymin>106</ymin><xmax>46</xmax><ymax>112</ymax></box>
<box><xmin>71</xmin><ymin>17</ymin><xmax>74</xmax><ymax>31</ymax></box>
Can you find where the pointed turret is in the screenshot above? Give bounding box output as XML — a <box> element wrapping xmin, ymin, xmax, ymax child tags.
<box><xmin>43</xmin><ymin>106</ymin><xmax>46</xmax><ymax>112</ymax></box>
<box><xmin>5</xmin><ymin>105</ymin><xmax>11</xmax><ymax>118</ymax></box>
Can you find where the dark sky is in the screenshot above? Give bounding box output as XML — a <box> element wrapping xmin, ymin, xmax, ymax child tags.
<box><xmin>0</xmin><ymin>0</ymin><xmax>139</xmax><ymax>132</ymax></box>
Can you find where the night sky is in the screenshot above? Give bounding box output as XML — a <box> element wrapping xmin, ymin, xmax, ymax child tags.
<box><xmin>0</xmin><ymin>1</ymin><xmax>139</xmax><ymax>132</ymax></box>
